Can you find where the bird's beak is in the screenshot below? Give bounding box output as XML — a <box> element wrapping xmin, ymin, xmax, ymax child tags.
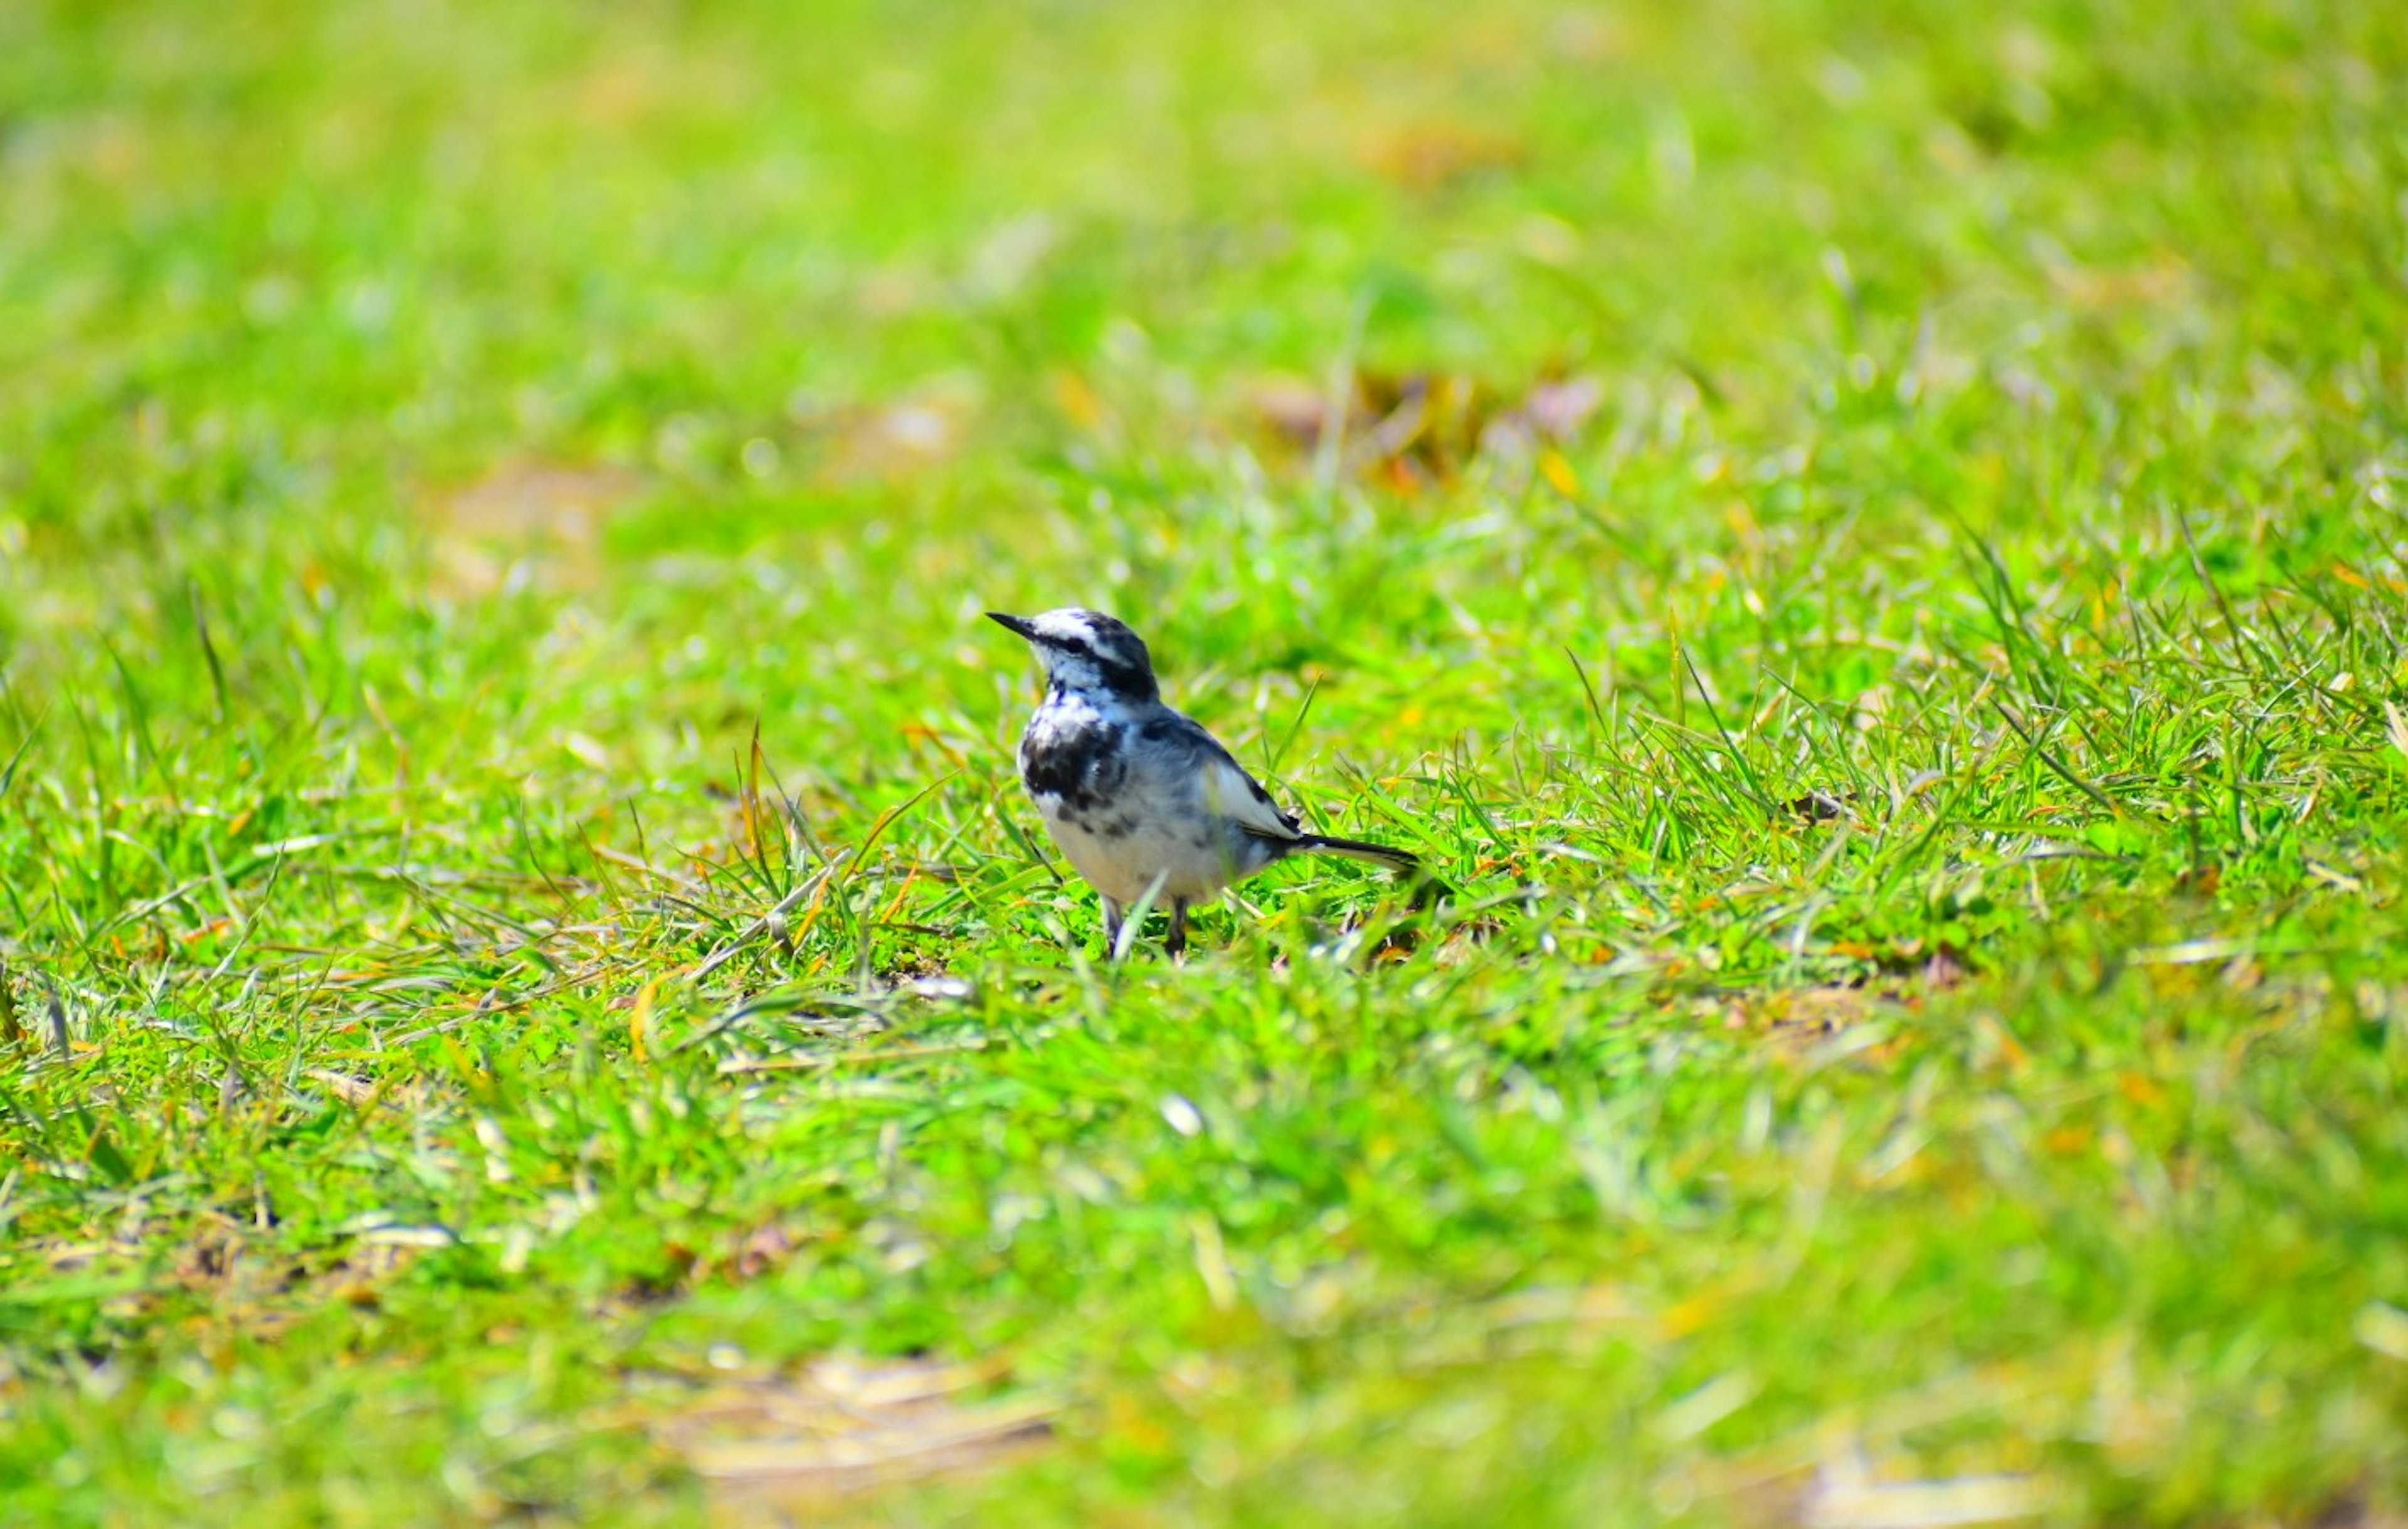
<box><xmin>986</xmin><ymin>611</ymin><xmax>1036</xmax><ymax>640</ymax></box>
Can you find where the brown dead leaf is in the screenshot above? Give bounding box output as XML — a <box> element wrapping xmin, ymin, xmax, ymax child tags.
<box><xmin>1723</xmin><ymin>985</ymin><xmax>1878</xmax><ymax>1044</ymax></box>
<box><xmin>1242</xmin><ymin>369</ymin><xmax>1602</xmax><ymax>487</ymax></box>
<box><xmin>1920</xmin><ymin>944</ymin><xmax>1971</xmax><ymax>989</ymax></box>
<box><xmin>0</xmin><ymin>956</ymin><xmax>21</xmax><ymax>1048</ymax></box>
<box><xmin>733</xmin><ymin>1222</ymin><xmax>798</xmax><ymax>1282</ymax></box>
<box><xmin>1479</xmin><ymin>375</ymin><xmax>1605</xmax><ymax>460</ymax></box>
<box><xmin>1245</xmin><ymin>374</ymin><xmax>1332</xmax><ymax>449</ymax></box>
<box><xmin>1360</xmin><ymin>122</ymin><xmax>1525</xmax><ymax>192</ymax></box>
<box><xmin>1242</xmin><ymin>370</ymin><xmax>1487</xmax><ymax>484</ymax></box>
<box><xmin>2043</xmin><ymin>253</ymin><xmax>2195</xmax><ymax>314</ymax></box>
<box><xmin>306</xmin><ymin>1069</ymin><xmax>383</xmax><ymax>1108</ymax></box>
<box><xmin>428</xmin><ymin>461</ymin><xmax>640</xmax><ymax>596</ymax></box>
<box><xmin>805</xmin><ymin>384</ymin><xmax>975</xmax><ymax>485</ymax></box>
<box><xmin>1358</xmin><ymin>371</ymin><xmax>1487</xmax><ymax>480</ymax></box>
<box><xmin>157</xmin><ymin>1221</ymin><xmax>420</xmax><ymax>1337</ymax></box>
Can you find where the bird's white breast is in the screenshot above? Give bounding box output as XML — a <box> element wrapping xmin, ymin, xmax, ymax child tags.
<box><xmin>1022</xmin><ymin>692</ymin><xmax>1248</xmax><ymax>904</ymax></box>
<box><xmin>1037</xmin><ymin>789</ymin><xmax>1236</xmax><ymax>904</ymax></box>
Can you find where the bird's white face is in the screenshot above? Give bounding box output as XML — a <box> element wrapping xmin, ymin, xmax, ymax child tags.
<box><xmin>1025</xmin><ymin>608</ymin><xmax>1112</xmax><ymax>652</ymax></box>
<box><xmin>990</xmin><ymin>608</ymin><xmax>1159</xmax><ymax>703</ymax></box>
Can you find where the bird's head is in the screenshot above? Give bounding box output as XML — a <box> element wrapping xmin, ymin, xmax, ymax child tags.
<box><xmin>987</xmin><ymin>608</ymin><xmax>1159</xmax><ymax>703</ymax></box>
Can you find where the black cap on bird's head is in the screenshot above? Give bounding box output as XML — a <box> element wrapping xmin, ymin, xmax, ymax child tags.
<box><xmin>986</xmin><ymin>608</ymin><xmax>1159</xmax><ymax>702</ymax></box>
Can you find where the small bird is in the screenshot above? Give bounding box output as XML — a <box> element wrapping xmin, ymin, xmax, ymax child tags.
<box><xmin>988</xmin><ymin>608</ymin><xmax>1434</xmax><ymax>956</ymax></box>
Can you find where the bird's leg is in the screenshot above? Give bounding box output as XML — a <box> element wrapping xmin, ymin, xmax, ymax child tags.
<box><xmin>1166</xmin><ymin>897</ymin><xmax>1190</xmax><ymax>960</ymax></box>
<box><xmin>1101</xmin><ymin>897</ymin><xmax>1126</xmax><ymax>959</ymax></box>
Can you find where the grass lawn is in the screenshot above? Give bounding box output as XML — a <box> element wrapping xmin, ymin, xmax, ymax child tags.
<box><xmin>4</xmin><ymin>0</ymin><xmax>2407</xmax><ymax>1521</ymax></box>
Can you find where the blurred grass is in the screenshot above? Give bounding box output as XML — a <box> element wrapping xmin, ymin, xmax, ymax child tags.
<box><xmin>3</xmin><ymin>0</ymin><xmax>2406</xmax><ymax>1522</ymax></box>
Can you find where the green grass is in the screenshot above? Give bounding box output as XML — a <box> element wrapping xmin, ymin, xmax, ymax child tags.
<box><xmin>4</xmin><ymin>0</ymin><xmax>2407</xmax><ymax>1521</ymax></box>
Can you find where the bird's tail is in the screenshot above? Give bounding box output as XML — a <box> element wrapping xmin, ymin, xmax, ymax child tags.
<box><xmin>1297</xmin><ymin>835</ymin><xmax>1451</xmax><ymax>906</ymax></box>
<box><xmin>1298</xmin><ymin>834</ymin><xmax>1419</xmax><ymax>872</ymax></box>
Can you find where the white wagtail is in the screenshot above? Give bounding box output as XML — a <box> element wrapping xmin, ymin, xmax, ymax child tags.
<box><xmin>988</xmin><ymin>608</ymin><xmax>1437</xmax><ymax>956</ymax></box>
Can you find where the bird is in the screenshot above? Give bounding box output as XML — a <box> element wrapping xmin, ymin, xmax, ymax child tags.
<box><xmin>988</xmin><ymin>607</ymin><xmax>1436</xmax><ymax>956</ymax></box>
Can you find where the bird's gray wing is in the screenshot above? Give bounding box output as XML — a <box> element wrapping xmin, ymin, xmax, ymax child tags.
<box><xmin>1146</xmin><ymin>712</ymin><xmax>1302</xmax><ymax>842</ymax></box>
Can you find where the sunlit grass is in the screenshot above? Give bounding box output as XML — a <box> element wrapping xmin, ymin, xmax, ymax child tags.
<box><xmin>3</xmin><ymin>0</ymin><xmax>2406</xmax><ymax>1522</ymax></box>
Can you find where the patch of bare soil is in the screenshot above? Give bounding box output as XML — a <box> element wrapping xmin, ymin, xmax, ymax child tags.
<box><xmin>636</xmin><ymin>1355</ymin><xmax>1056</xmax><ymax>1516</ymax></box>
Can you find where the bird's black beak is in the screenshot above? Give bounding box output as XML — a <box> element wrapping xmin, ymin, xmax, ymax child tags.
<box><xmin>986</xmin><ymin>611</ymin><xmax>1036</xmax><ymax>640</ymax></box>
